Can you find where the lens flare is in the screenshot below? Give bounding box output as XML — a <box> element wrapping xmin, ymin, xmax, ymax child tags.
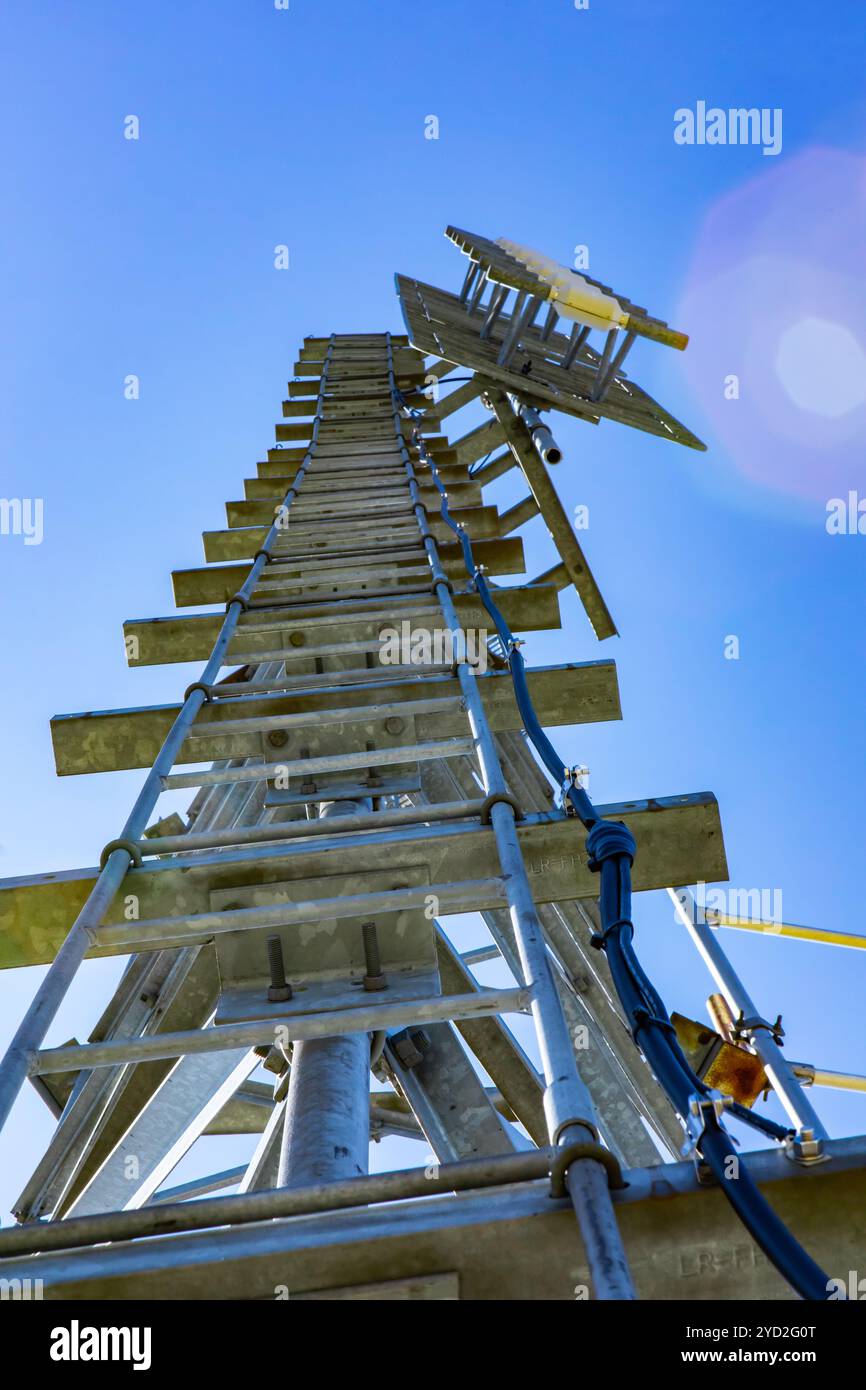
<box><xmin>679</xmin><ymin>147</ymin><xmax>866</xmax><ymax>504</ymax></box>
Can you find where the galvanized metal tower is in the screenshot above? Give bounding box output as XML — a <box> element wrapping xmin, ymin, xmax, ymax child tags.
<box><xmin>0</xmin><ymin>228</ymin><xmax>861</xmax><ymax>1301</ymax></box>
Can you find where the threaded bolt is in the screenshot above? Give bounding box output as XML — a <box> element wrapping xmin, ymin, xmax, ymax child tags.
<box><xmin>267</xmin><ymin>935</ymin><xmax>292</xmax><ymax>1002</ymax></box>
<box><xmin>361</xmin><ymin>920</ymin><xmax>387</xmax><ymax>992</ymax></box>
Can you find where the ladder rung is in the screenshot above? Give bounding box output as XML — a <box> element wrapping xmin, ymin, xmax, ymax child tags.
<box><xmin>261</xmin><ymin>544</ymin><xmax>427</xmax><ymax>567</ymax></box>
<box><xmin>247</xmin><ymin>584</ymin><xmax>434</xmax><ymax>610</ymax></box>
<box><xmin>208</xmin><ymin>664</ymin><xmax>454</xmax><ymax>698</ymax></box>
<box><xmin>94</xmin><ymin>877</ymin><xmax>509</xmax><ymax>954</ymax></box>
<box><xmin>224</xmin><ymin>640</ymin><xmax>397</xmax><ymax>664</ymax></box>
<box><xmin>264</xmin><ymin>776</ymin><xmax>419</xmax><ymax>803</ymax></box>
<box><xmin>142</xmin><ymin>797</ymin><xmax>486</xmax><ymax>855</ymax></box>
<box><xmin>162</xmin><ymin>737</ymin><xmax>477</xmax><ymax>789</ymax></box>
<box><xmin>34</xmin><ymin>984</ymin><xmax>527</xmax><ymax>1073</ymax></box>
<box><xmin>186</xmin><ymin>693</ymin><xmax>463</xmax><ymax>740</ymax></box>
<box><xmin>234</xmin><ymin>601</ymin><xmax>440</xmax><ymax>635</ymax></box>
<box><xmin>254</xmin><ymin>564</ymin><xmax>431</xmax><ymax>588</ymax></box>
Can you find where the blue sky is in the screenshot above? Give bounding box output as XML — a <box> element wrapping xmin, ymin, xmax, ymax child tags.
<box><xmin>1</xmin><ymin>1</ymin><xmax>864</xmax><ymax>1216</ymax></box>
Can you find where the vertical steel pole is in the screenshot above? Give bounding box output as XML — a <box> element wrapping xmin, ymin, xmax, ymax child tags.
<box><xmin>275</xmin><ymin>412</ymin><xmax>374</xmax><ymax>1187</ymax></box>
<box><xmin>277</xmin><ymin>1033</ymin><xmax>370</xmax><ymax>1188</ymax></box>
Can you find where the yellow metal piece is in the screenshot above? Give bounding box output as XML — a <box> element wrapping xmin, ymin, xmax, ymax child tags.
<box><xmin>494</xmin><ymin>236</ymin><xmax>688</xmax><ymax>347</ymax></box>
<box><xmin>671</xmin><ymin>1012</ymin><xmax>768</xmax><ymax>1109</ymax></box>
<box><xmin>706</xmin><ymin>912</ymin><xmax>866</xmax><ymax>952</ymax></box>
<box><xmin>496</xmin><ymin>236</ymin><xmax>628</xmax><ymax>331</ymax></box>
<box><xmin>807</xmin><ymin>1068</ymin><xmax>866</xmax><ymax>1094</ymax></box>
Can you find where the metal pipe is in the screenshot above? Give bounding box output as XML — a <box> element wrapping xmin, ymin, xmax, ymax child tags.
<box><xmin>142</xmin><ymin>797</ymin><xmax>487</xmax><ymax>856</ymax></box>
<box><xmin>592</xmin><ymin>329</ymin><xmax>636</xmax><ymax>401</ymax></box>
<box><xmin>792</xmin><ymin>1065</ymin><xmax>866</xmax><ymax>1094</ymax></box>
<box><xmin>505</xmin><ymin>392</ymin><xmax>563</xmax><ymax>466</ymax></box>
<box><xmin>162</xmin><ymin>736</ymin><xmax>475</xmax><ymax>790</ymax></box>
<box><xmin>562</xmin><ymin>322</ymin><xmax>590</xmax><ymax>369</ymax></box>
<box><xmin>591</xmin><ymin>328</ymin><xmax>618</xmax><ymax>399</ymax></box>
<box><xmin>461</xmin><ymin>944</ymin><xmax>501</xmax><ymax>965</ymax></box>
<box><xmin>458</xmin><ymin>259</ymin><xmax>479</xmax><ymax>304</ymax></box>
<box><xmin>540</xmin><ymin>304</ymin><xmax>559</xmax><ymax>342</ymax></box>
<box><xmin>468</xmin><ymin>267</ymin><xmax>488</xmax><ymax>313</ymax></box>
<box><xmin>479</xmin><ymin>284</ymin><xmax>508</xmax><ymax>340</ymax></box>
<box><xmin>33</xmin><ymin>987</ymin><xmax>529</xmax><ymax>1074</ymax></box>
<box><xmin>183</xmin><ymin>693</ymin><xmax>464</xmax><ymax>741</ymax></box>
<box><xmin>669</xmin><ymin>888</ymin><xmax>829</xmax><ymax>1147</ymax></box>
<box><xmin>497</xmin><ymin>293</ymin><xmax>542</xmax><ymax>367</ymax></box>
<box><xmin>699</xmin><ymin>914</ymin><xmax>866</xmax><ymax>953</ymax></box>
<box><xmin>0</xmin><ymin>1148</ymin><xmax>561</xmax><ymax>1258</ymax></box>
<box><xmin>278</xmin><ymin>1033</ymin><xmax>370</xmax><ymax>1188</ymax></box>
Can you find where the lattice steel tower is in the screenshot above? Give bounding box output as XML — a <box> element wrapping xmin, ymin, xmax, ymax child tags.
<box><xmin>0</xmin><ymin>228</ymin><xmax>860</xmax><ymax>1301</ymax></box>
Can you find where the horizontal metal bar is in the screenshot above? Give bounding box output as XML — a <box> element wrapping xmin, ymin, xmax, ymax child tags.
<box><xmin>247</xmin><ymin>583</ymin><xmax>433</xmax><ymax>611</ymax></box>
<box><xmin>142</xmin><ymin>797</ymin><xmax>486</xmax><ymax>855</ymax></box>
<box><xmin>792</xmin><ymin>1063</ymin><xmax>866</xmax><ymax>1094</ymax></box>
<box><xmin>461</xmin><ymin>944</ymin><xmax>502</xmax><ymax>965</ymax></box>
<box><xmin>254</xmin><ymin>564</ymin><xmax>431</xmax><ymax>589</ymax></box>
<box><xmin>32</xmin><ymin>987</ymin><xmax>530</xmax><ymax>1075</ymax></box>
<box><xmin>0</xmin><ymin>1146</ymin><xmax>556</xmax><ymax>1258</ymax></box>
<box><xmin>185</xmin><ymin>694</ymin><xmax>463</xmax><ymax>741</ymax></box>
<box><xmin>265</xmin><ymin>777</ymin><xmax>420</xmax><ymax>804</ymax></box>
<box><xmin>222</xmin><ymin>640</ymin><xmax>398</xmax><ymax>666</ymax></box>
<box><xmin>706</xmin><ymin>913</ymin><xmax>866</xmax><ymax>952</ymax></box>
<box><xmin>148</xmin><ymin>1166</ymin><xmax>248</xmax><ymax>1204</ymax></box>
<box><xmin>92</xmin><ymin>876</ymin><xmax>509</xmax><ymax>953</ymax></box>
<box><xmin>163</xmin><ymin>737</ymin><xmax>476</xmax><ymax>789</ymax></box>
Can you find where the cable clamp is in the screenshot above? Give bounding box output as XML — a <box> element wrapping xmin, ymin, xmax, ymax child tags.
<box><xmin>630</xmin><ymin>1006</ymin><xmax>676</xmax><ymax>1044</ymax></box>
<box><xmin>183</xmin><ymin>681</ymin><xmax>214</xmax><ymax>704</ymax></box>
<box><xmin>100</xmin><ymin>838</ymin><xmax>144</xmax><ymax>871</ymax></box>
<box><xmin>730</xmin><ymin>1010</ymin><xmax>785</xmax><ymax>1046</ymax></box>
<box><xmin>680</xmin><ymin>1089</ymin><xmax>733</xmax><ymax>1158</ymax></box>
<box><xmin>549</xmin><ymin>1141</ymin><xmax>626</xmax><ymax>1195</ymax></box>
<box><xmin>586</xmin><ymin>819</ymin><xmax>636</xmax><ymax>873</ymax></box>
<box><xmin>480</xmin><ymin>791</ymin><xmax>522</xmax><ymax>825</ymax></box>
<box><xmin>559</xmin><ymin>766</ymin><xmax>589</xmax><ymax>814</ymax></box>
<box><xmin>589</xmin><ymin>916</ymin><xmax>632</xmax><ymax>951</ymax></box>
